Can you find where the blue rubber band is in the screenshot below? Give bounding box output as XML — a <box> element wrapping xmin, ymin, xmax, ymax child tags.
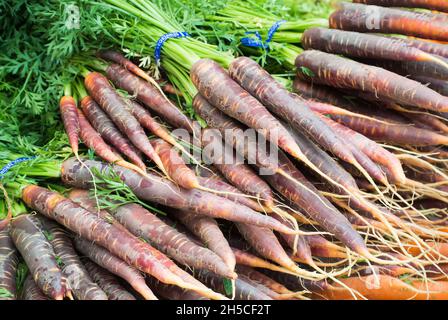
<box><xmin>241</xmin><ymin>20</ymin><xmax>286</xmax><ymax>49</ymax></box>
<box><xmin>0</xmin><ymin>157</ymin><xmax>36</xmax><ymax>179</ymax></box>
<box><xmin>155</xmin><ymin>31</ymin><xmax>190</xmax><ymax>66</ymax></box>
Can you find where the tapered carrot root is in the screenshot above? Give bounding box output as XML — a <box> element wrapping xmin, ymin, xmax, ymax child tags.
<box><xmin>38</xmin><ymin>217</ymin><xmax>108</xmax><ymax>300</ymax></box>
<box><xmin>320</xmin><ymin>275</ymin><xmax>448</xmax><ymax>300</ymax></box>
<box><xmin>106</xmin><ymin>64</ymin><xmax>194</xmax><ymax>133</ymax></box>
<box><xmin>260</xmin><ymin>269</ymin><xmax>329</xmax><ymax>293</ymax></box>
<box><xmin>83</xmin><ymin>259</ymin><xmax>135</xmax><ymax>300</ymax></box>
<box><xmin>21</xmin><ymin>185</ymin><xmax>212</xmax><ymax>296</ymax></box>
<box><xmin>318</xmin><ymin>115</ymin><xmax>406</xmax><ymax>183</ymax></box>
<box><xmin>80</xmin><ymin>96</ymin><xmax>146</xmax><ymax>171</ymax></box>
<box><xmin>330</xmin><ymin>2</ymin><xmax>448</xmax><ymax>41</ymax></box>
<box><xmin>124</xmin><ymin>100</ymin><xmax>189</xmax><ymax>153</ymax></box>
<box><xmin>235</xmin><ymin>265</ymin><xmax>299</xmax><ymax>296</ymax></box>
<box><xmin>353</xmin><ymin>0</ymin><xmax>448</xmax><ymax>13</ymax></box>
<box><xmin>232</xmin><ymin>247</ymin><xmax>310</xmax><ymax>275</ymax></box>
<box><xmin>412</xmin><ymin>76</ymin><xmax>448</xmax><ymax>97</ymax></box>
<box><xmin>366</xmin><ymin>57</ymin><xmax>448</xmax><ymax>81</ymax></box>
<box><xmin>21</xmin><ymin>275</ymin><xmax>49</xmax><ymax>300</ymax></box>
<box><xmin>391</xmin><ymin>37</ymin><xmax>448</xmax><ymax>59</ymax></box>
<box><xmin>228</xmin><ymin>56</ymin><xmax>360</xmax><ymax>167</ymax></box>
<box><xmin>327</xmin><ymin>112</ymin><xmax>448</xmax><ymax>146</ymax></box>
<box><xmin>192</xmin><ymin>94</ymin><xmax>278</xmax><ymax>172</ymax></box>
<box><xmin>10</xmin><ymin>214</ymin><xmax>69</xmax><ymax>300</ymax></box>
<box><xmin>264</xmin><ymin>150</ymin><xmax>368</xmax><ymax>256</ymax></box>
<box><xmin>302</xmin><ymin>27</ymin><xmax>448</xmax><ymax>70</ymax></box>
<box><xmin>108</xmin><ymin>203</ymin><xmax>236</xmax><ymax>278</ymax></box>
<box><xmin>236</xmin><ymin>223</ymin><xmax>308</xmax><ymax>276</ymax></box>
<box><xmin>293</xmin><ymin>79</ymin><xmax>352</xmax><ymax>109</ymax></box>
<box><xmin>77</xmin><ymin>109</ymin><xmax>147</xmax><ymax>176</ymax></box>
<box><xmin>201</xmin><ymin>129</ymin><xmax>275</xmax><ymax>207</ymax></box>
<box><xmin>197</xmin><ymin>176</ymin><xmax>265</xmax><ymax>212</ymax></box>
<box><xmin>192</xmin><ymin>268</ymin><xmax>274</xmax><ymax>300</ymax></box>
<box><xmin>146</xmin><ymin>276</ymin><xmax>210</xmax><ymax>300</ymax></box>
<box><xmin>0</xmin><ymin>229</ymin><xmax>18</xmax><ymax>300</ymax></box>
<box><xmin>98</xmin><ymin>50</ymin><xmax>151</xmax><ymax>82</ymax></box>
<box><xmin>60</xmin><ymin>96</ymin><xmax>80</xmax><ymax>155</ymax></box>
<box><xmin>306</xmin><ymin>235</ymin><xmax>348</xmax><ymax>259</ymax></box>
<box><xmin>84</xmin><ymin>72</ymin><xmax>166</xmax><ymax>174</ymax></box>
<box><xmin>60</xmin><ymin>158</ymin><xmax>296</xmax><ymax>234</ymax></box>
<box><xmin>296</xmin><ymin>50</ymin><xmax>448</xmax><ymax>112</ymax></box>
<box><xmin>175</xmin><ymin>210</ymin><xmax>236</xmax><ymax>271</ymax></box>
<box><xmin>150</xmin><ymin>138</ymin><xmax>199</xmax><ymax>189</ymax></box>
<box><xmin>191</xmin><ymin>59</ymin><xmax>304</xmax><ymax>161</ymax></box>
<box><xmin>74</xmin><ymin>237</ymin><xmax>158</xmax><ymax>300</ymax></box>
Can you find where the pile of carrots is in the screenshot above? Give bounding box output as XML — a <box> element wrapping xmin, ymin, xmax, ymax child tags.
<box><xmin>2</xmin><ymin>0</ymin><xmax>448</xmax><ymax>300</ymax></box>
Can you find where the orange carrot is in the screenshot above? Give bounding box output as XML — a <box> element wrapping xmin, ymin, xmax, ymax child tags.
<box><xmin>60</xmin><ymin>95</ymin><xmax>79</xmax><ymax>155</ymax></box>
<box><xmin>98</xmin><ymin>50</ymin><xmax>151</xmax><ymax>82</ymax></box>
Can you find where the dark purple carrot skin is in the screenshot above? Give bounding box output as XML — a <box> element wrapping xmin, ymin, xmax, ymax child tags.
<box><xmin>391</xmin><ymin>37</ymin><xmax>448</xmax><ymax>59</ymax></box>
<box><xmin>329</xmin><ymin>3</ymin><xmax>448</xmax><ymax>41</ymax></box>
<box><xmin>38</xmin><ymin>217</ymin><xmax>108</xmax><ymax>300</ymax></box>
<box><xmin>201</xmin><ymin>129</ymin><xmax>274</xmax><ymax>207</ymax></box>
<box><xmin>77</xmin><ymin>109</ymin><xmax>124</xmax><ymax>163</ymax></box>
<box><xmin>228</xmin><ymin>56</ymin><xmax>357</xmax><ymax>165</ymax></box>
<box><xmin>191</xmin><ymin>59</ymin><xmax>302</xmax><ymax>160</ymax></box>
<box><xmin>0</xmin><ymin>229</ymin><xmax>18</xmax><ymax>300</ymax></box>
<box><xmin>108</xmin><ymin>203</ymin><xmax>235</xmax><ymax>279</ymax></box>
<box><xmin>84</xmin><ymin>72</ymin><xmax>163</xmax><ymax>169</ymax></box>
<box><xmin>295</xmin><ymin>50</ymin><xmax>448</xmax><ymax>112</ymax></box>
<box><xmin>302</xmin><ymin>27</ymin><xmax>437</xmax><ymax>63</ymax></box>
<box><xmin>353</xmin><ymin>0</ymin><xmax>448</xmax><ymax>13</ymax></box>
<box><xmin>193</xmin><ymin>94</ymin><xmax>278</xmax><ymax>172</ymax></box>
<box><xmin>317</xmin><ymin>115</ymin><xmax>406</xmax><ymax>183</ymax></box>
<box><xmin>59</xmin><ymin>158</ymin><xmax>296</xmax><ymax>234</ymax></box>
<box><xmin>174</xmin><ymin>210</ymin><xmax>236</xmax><ymax>271</ymax></box>
<box><xmin>197</xmin><ymin>176</ymin><xmax>264</xmax><ymax>212</ymax></box>
<box><xmin>106</xmin><ymin>64</ymin><xmax>194</xmax><ymax>133</ymax></box>
<box><xmin>146</xmin><ymin>276</ymin><xmax>210</xmax><ymax>300</ymax></box>
<box><xmin>80</xmin><ymin>96</ymin><xmax>146</xmax><ymax>171</ymax></box>
<box><xmin>60</xmin><ymin>96</ymin><xmax>79</xmax><ymax>155</ymax></box>
<box><xmin>21</xmin><ymin>275</ymin><xmax>49</xmax><ymax>300</ymax></box>
<box><xmin>260</xmin><ymin>269</ymin><xmax>328</xmax><ymax>293</ymax></box>
<box><xmin>21</xmin><ymin>185</ymin><xmax>189</xmax><ymax>289</ymax></box>
<box><xmin>236</xmin><ymin>223</ymin><xmax>299</xmax><ymax>273</ymax></box>
<box><xmin>413</xmin><ymin>76</ymin><xmax>448</xmax><ymax>97</ymax></box>
<box><xmin>83</xmin><ymin>259</ymin><xmax>136</xmax><ymax>300</ymax></box>
<box><xmin>283</xmin><ymin>121</ymin><xmax>358</xmax><ymax>193</ymax></box>
<box><xmin>192</xmin><ymin>268</ymin><xmax>273</xmax><ymax>300</ymax></box>
<box><xmin>235</xmin><ymin>265</ymin><xmax>293</xmax><ymax>295</ymax></box>
<box><xmin>293</xmin><ymin>78</ymin><xmax>354</xmax><ymax>108</ymax></box>
<box><xmin>150</xmin><ymin>138</ymin><xmax>199</xmax><ymax>189</ymax></box>
<box><xmin>74</xmin><ymin>237</ymin><xmax>157</xmax><ymax>300</ymax></box>
<box><xmin>10</xmin><ymin>214</ymin><xmax>68</xmax><ymax>300</ymax></box>
<box><xmin>98</xmin><ymin>50</ymin><xmax>151</xmax><ymax>82</ymax></box>
<box><xmin>124</xmin><ymin>100</ymin><xmax>180</xmax><ymax>146</ymax></box>
<box><xmin>365</xmin><ymin>57</ymin><xmax>448</xmax><ymax>81</ymax></box>
<box><xmin>264</xmin><ymin>150</ymin><xmax>367</xmax><ymax>254</ymax></box>
<box><xmin>327</xmin><ymin>112</ymin><xmax>448</xmax><ymax>146</ymax></box>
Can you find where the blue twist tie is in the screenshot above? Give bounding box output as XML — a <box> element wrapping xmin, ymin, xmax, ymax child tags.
<box><xmin>241</xmin><ymin>20</ymin><xmax>286</xmax><ymax>49</ymax></box>
<box><xmin>0</xmin><ymin>157</ymin><xmax>36</xmax><ymax>179</ymax></box>
<box><xmin>155</xmin><ymin>31</ymin><xmax>190</xmax><ymax>66</ymax></box>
